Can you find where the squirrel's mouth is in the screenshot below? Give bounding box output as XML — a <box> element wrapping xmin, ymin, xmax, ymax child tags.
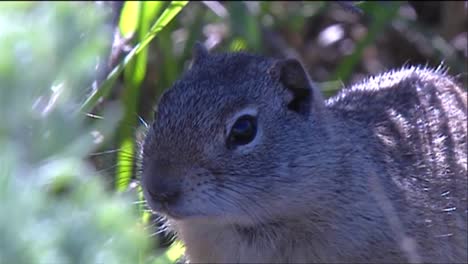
<box><xmin>147</xmin><ymin>200</ymin><xmax>188</xmax><ymax>220</ymax></box>
<box><xmin>144</xmin><ymin>189</ymin><xmax>199</xmax><ymax>220</ymax></box>
<box><xmin>159</xmin><ymin>203</ymin><xmax>188</xmax><ymax>220</ymax></box>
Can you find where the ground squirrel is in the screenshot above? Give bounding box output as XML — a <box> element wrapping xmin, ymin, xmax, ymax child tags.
<box><xmin>141</xmin><ymin>43</ymin><xmax>467</xmax><ymax>263</ymax></box>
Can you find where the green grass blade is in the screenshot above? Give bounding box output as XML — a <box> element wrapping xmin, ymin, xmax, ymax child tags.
<box><xmin>115</xmin><ymin>1</ymin><xmax>143</xmax><ymax>193</ymax></box>
<box><xmin>79</xmin><ymin>1</ymin><xmax>189</xmax><ymax>113</ymax></box>
<box><xmin>116</xmin><ymin>1</ymin><xmax>165</xmax><ymax>192</ymax></box>
<box><xmin>119</xmin><ymin>1</ymin><xmax>141</xmax><ymax>38</ymax></box>
<box><xmin>228</xmin><ymin>2</ymin><xmax>261</xmax><ymax>52</ymax></box>
<box><xmin>138</xmin><ymin>1</ymin><xmax>189</xmax><ymax>51</ymax></box>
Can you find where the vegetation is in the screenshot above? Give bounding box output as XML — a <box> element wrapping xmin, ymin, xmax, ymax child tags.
<box><xmin>0</xmin><ymin>2</ymin><xmax>180</xmax><ymax>263</ymax></box>
<box><xmin>0</xmin><ymin>1</ymin><xmax>465</xmax><ymax>263</ymax></box>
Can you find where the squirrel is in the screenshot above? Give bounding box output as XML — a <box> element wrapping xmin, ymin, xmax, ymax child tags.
<box><xmin>140</xmin><ymin>43</ymin><xmax>467</xmax><ymax>263</ymax></box>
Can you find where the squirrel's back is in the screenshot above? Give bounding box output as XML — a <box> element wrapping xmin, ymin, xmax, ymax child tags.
<box><xmin>327</xmin><ymin>66</ymin><xmax>467</xmax><ymax>262</ymax></box>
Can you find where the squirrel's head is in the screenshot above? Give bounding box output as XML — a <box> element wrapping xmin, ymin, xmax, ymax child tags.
<box><xmin>142</xmin><ymin>43</ymin><xmax>329</xmax><ymax>226</ymax></box>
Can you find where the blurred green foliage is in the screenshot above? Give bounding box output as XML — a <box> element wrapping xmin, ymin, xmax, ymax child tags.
<box><xmin>0</xmin><ymin>2</ymin><xmax>181</xmax><ymax>264</ymax></box>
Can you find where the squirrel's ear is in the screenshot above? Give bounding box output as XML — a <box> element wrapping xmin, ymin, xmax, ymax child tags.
<box><xmin>269</xmin><ymin>58</ymin><xmax>316</xmax><ymax>114</ymax></box>
<box><xmin>192</xmin><ymin>41</ymin><xmax>209</xmax><ymax>65</ymax></box>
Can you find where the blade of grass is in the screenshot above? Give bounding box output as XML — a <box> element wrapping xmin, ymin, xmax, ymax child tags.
<box><xmin>116</xmin><ymin>1</ymin><xmax>165</xmax><ymax>193</ymax></box>
<box><xmin>156</xmin><ymin>20</ymin><xmax>184</xmax><ymax>100</ymax></box>
<box><xmin>119</xmin><ymin>1</ymin><xmax>140</xmax><ymax>38</ymax></box>
<box><xmin>228</xmin><ymin>2</ymin><xmax>262</xmax><ymax>52</ymax></box>
<box><xmin>79</xmin><ymin>1</ymin><xmax>189</xmax><ymax>113</ymax></box>
<box><xmin>115</xmin><ymin>1</ymin><xmax>143</xmax><ymax>193</ymax></box>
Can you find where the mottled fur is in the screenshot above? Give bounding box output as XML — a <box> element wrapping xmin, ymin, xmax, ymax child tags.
<box><xmin>141</xmin><ymin>46</ymin><xmax>467</xmax><ymax>263</ymax></box>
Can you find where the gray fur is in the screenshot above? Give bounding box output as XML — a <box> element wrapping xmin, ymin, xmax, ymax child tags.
<box><xmin>141</xmin><ymin>48</ymin><xmax>467</xmax><ymax>263</ymax></box>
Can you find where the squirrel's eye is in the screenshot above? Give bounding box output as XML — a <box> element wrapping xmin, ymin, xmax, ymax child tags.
<box><xmin>227</xmin><ymin>115</ymin><xmax>257</xmax><ymax>148</ymax></box>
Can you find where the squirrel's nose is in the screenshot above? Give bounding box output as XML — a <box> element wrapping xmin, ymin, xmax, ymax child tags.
<box><xmin>143</xmin><ymin>161</ymin><xmax>181</xmax><ymax>205</ymax></box>
<box><xmin>147</xmin><ymin>182</ymin><xmax>181</xmax><ymax>204</ymax></box>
